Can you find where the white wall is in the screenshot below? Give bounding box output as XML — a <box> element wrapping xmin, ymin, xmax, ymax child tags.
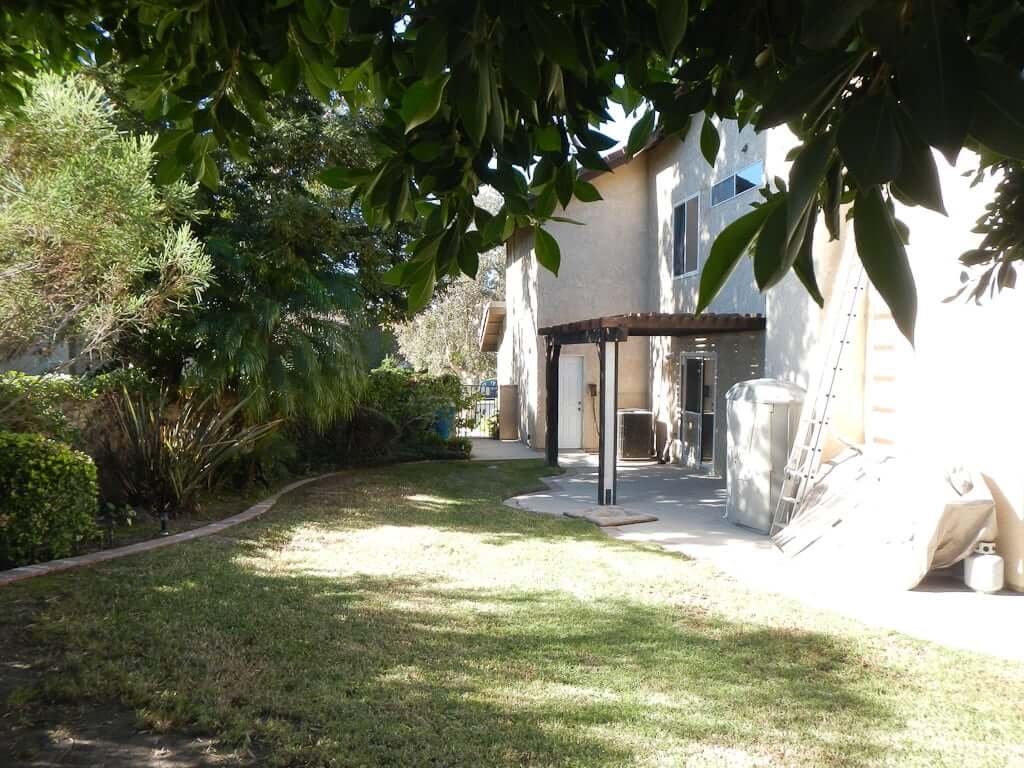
<box><xmin>499</xmin><ymin>229</ymin><xmax>541</xmax><ymax>446</ymax></box>
<box><xmin>648</xmin><ymin>120</ymin><xmax>770</xmax><ymax>466</ymax></box>
<box><xmin>763</xmin><ymin>144</ymin><xmax>1024</xmax><ymax>591</ymax></box>
<box><xmin>647</xmin><ymin>119</ymin><xmax>769</xmax><ymax>316</ymax></box>
<box><xmin>504</xmin><ymin>155</ymin><xmax>653</xmax><ymax>450</ymax></box>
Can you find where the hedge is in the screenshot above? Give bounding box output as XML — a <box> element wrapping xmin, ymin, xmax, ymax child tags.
<box><xmin>0</xmin><ymin>431</ymin><xmax>98</xmax><ymax>568</ymax></box>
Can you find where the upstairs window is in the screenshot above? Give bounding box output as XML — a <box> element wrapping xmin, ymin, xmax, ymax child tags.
<box><xmin>710</xmin><ymin>161</ymin><xmax>764</xmax><ymax>207</ymax></box>
<box><xmin>672</xmin><ymin>196</ymin><xmax>699</xmax><ymax>277</ymax></box>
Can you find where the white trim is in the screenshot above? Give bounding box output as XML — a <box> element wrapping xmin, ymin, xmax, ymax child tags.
<box><xmin>671</xmin><ymin>192</ymin><xmax>701</xmax><ymax>279</ymax></box>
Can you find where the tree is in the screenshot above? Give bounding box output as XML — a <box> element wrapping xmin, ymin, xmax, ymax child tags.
<box><xmin>394</xmin><ymin>248</ymin><xmax>504</xmax><ymax>381</ymax></box>
<box><xmin>130</xmin><ymin>91</ymin><xmax>415</xmax><ymax>427</ymax></box>
<box><xmin>3</xmin><ymin>1</ymin><xmax>1023</xmax><ymax>342</ymax></box>
<box><xmin>0</xmin><ymin>73</ymin><xmax>210</xmax><ymax>359</ymax></box>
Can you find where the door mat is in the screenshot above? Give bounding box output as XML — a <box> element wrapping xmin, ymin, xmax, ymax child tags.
<box><xmin>564</xmin><ymin>506</ymin><xmax>658</xmax><ymax>527</ymax></box>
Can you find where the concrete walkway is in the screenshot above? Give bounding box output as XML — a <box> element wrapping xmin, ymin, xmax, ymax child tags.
<box><xmin>508</xmin><ymin>457</ymin><xmax>1024</xmax><ymax>661</ymax></box>
<box><xmin>469</xmin><ymin>438</ymin><xmax>544</xmax><ymax>461</ymax></box>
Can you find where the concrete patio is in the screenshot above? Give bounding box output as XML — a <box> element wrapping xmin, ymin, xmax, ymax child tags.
<box><xmin>483</xmin><ymin>442</ymin><xmax>1024</xmax><ymax>662</ymax></box>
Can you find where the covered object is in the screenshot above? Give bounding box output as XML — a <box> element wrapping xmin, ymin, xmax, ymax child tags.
<box><xmin>725</xmin><ymin>379</ymin><xmax>805</xmax><ymax>533</ymax></box>
<box><xmin>782</xmin><ymin>448</ymin><xmax>998</xmax><ymax>590</ymax></box>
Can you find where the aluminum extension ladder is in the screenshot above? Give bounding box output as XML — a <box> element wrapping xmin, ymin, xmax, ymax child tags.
<box><xmin>769</xmin><ymin>262</ymin><xmax>866</xmax><ymax>543</ymax></box>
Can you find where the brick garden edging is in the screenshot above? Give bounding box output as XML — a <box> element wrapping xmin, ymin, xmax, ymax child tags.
<box><xmin>0</xmin><ymin>472</ymin><xmax>340</xmax><ymax>587</ymax></box>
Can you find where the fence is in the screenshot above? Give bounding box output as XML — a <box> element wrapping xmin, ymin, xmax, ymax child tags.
<box><xmin>458</xmin><ymin>384</ymin><xmax>498</xmax><ymax>437</ymax></box>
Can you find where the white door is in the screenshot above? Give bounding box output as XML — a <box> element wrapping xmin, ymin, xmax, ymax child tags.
<box><xmin>558</xmin><ymin>356</ymin><xmax>584</xmax><ymax>450</ymax></box>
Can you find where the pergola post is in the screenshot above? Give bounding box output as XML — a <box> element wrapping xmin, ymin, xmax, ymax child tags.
<box><xmin>597</xmin><ymin>333</ymin><xmax>619</xmax><ymax>505</ymax></box>
<box><xmin>544</xmin><ymin>339</ymin><xmax>561</xmax><ymax>467</ymax></box>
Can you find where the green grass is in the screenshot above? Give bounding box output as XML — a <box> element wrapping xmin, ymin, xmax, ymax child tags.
<box><xmin>2</xmin><ymin>460</ymin><xmax>1022</xmax><ymax>767</ymax></box>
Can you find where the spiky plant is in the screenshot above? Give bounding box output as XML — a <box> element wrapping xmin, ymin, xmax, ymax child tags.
<box><xmin>116</xmin><ymin>388</ymin><xmax>279</xmax><ymax>517</ymax></box>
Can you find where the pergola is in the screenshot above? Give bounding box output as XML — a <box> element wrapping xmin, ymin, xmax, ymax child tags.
<box><xmin>538</xmin><ymin>312</ymin><xmax>766</xmax><ymax>506</ymax></box>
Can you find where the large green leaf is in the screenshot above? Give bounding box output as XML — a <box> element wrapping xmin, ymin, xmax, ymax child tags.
<box><xmin>756</xmin><ymin>51</ymin><xmax>861</xmax><ymax>130</ymax></box>
<box><xmin>454</xmin><ymin>67</ymin><xmax>487</xmax><ymax>146</ymax></box>
<box><xmin>697</xmin><ymin>199</ymin><xmax>780</xmax><ymax>313</ymax></box>
<box><xmin>580</xmin><ymin>128</ymin><xmax>618</xmax><ymax>152</ymax></box>
<box><xmin>194</xmin><ymin>151</ymin><xmax>219</xmax><ymax>190</ymax></box>
<box><xmin>657</xmin><ymin>0</ymin><xmax>688</xmax><ymax>57</ymax></box>
<box><xmin>699</xmin><ymin>115</ymin><xmax>720</xmax><ymax>167</ymax></box>
<box><xmin>793</xmin><ymin>208</ymin><xmax>824</xmax><ymax>306</ymax></box>
<box><xmin>536</xmin><ymin>124</ymin><xmax>562</xmax><ymax>152</ymax></box>
<box><xmin>837</xmin><ymin>92</ymin><xmax>902</xmax><ymax>187</ymax></box>
<box><xmin>534</xmin><ymin>227</ymin><xmax>561</xmax><ymax>275</ymax></box>
<box><xmin>414</xmin><ymin>20</ymin><xmax>448</xmax><ymax>78</ymax></box>
<box><xmin>970</xmin><ymin>55</ymin><xmax>1024</xmax><ymax>161</ymax></box>
<box><xmin>503</xmin><ymin>30</ymin><xmax>540</xmax><ymax>95</ymax></box>
<box><xmin>786</xmin><ymin>132</ymin><xmax>834</xmax><ymax>257</ymax></box>
<box><xmin>526</xmin><ymin>6</ymin><xmax>580</xmax><ymax>72</ymax></box>
<box><xmin>400</xmin><ymin>73</ymin><xmax>449</xmax><ymax>133</ymax></box>
<box><xmin>801</xmin><ymin>0</ymin><xmax>878</xmax><ymax>49</ymax></box>
<box><xmin>271</xmin><ymin>54</ymin><xmax>300</xmax><ymax>92</ymax></box>
<box><xmin>554</xmin><ymin>163</ymin><xmax>575</xmax><ymax>208</ymax></box>
<box><xmin>897</xmin><ymin>0</ymin><xmax>974</xmax><ymax>164</ymax></box>
<box><xmin>318</xmin><ymin>166</ymin><xmax>374</xmax><ymax>189</ymax></box>
<box><xmin>627</xmin><ymin>109</ymin><xmax>656</xmax><ymax>157</ymax></box>
<box><xmin>854</xmin><ymin>187</ymin><xmax>917</xmax><ymax>343</ymax></box>
<box><xmin>892</xmin><ymin>113</ymin><xmax>946</xmax><ymax>214</ymax></box>
<box><xmin>822</xmin><ymin>160</ymin><xmax>843</xmax><ymax>241</ymax></box>
<box><xmin>573</xmin><ymin>179</ymin><xmax>603</xmax><ymax>202</ymax></box>
<box><xmin>405</xmin><ymin>259</ymin><xmax>437</xmax><ymax>313</ymax></box>
<box><xmin>753</xmin><ymin>199</ymin><xmax>791</xmax><ymax>290</ymax></box>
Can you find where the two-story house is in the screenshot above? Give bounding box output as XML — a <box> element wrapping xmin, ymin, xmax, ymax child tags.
<box><xmin>479</xmin><ymin>119</ymin><xmax>1024</xmax><ymax>591</ymax></box>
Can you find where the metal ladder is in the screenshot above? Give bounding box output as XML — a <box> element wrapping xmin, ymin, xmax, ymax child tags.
<box><xmin>769</xmin><ymin>262</ymin><xmax>866</xmax><ymax>541</ymax></box>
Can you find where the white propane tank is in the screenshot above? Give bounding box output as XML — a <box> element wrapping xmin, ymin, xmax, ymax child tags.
<box><xmin>964</xmin><ymin>542</ymin><xmax>1004</xmax><ymax>594</ymax></box>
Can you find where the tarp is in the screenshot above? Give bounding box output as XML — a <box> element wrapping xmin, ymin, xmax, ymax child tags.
<box><xmin>783</xmin><ymin>448</ymin><xmax>997</xmax><ymax>590</ymax></box>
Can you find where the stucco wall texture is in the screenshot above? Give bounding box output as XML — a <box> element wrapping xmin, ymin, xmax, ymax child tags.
<box><xmin>496</xmin><ymin>118</ymin><xmax>1023</xmax><ymax>590</ymax></box>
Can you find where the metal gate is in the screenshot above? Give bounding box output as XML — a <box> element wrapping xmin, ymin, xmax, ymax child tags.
<box><xmin>458</xmin><ymin>383</ymin><xmax>498</xmax><ymax>437</ymax></box>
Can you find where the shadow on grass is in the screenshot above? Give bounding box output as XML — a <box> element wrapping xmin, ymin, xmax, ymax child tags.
<box><xmin>2</xmin><ymin>461</ymin><xmax>900</xmax><ymax>767</ymax></box>
<box><xmin>7</xmin><ymin>561</ymin><xmax>895</xmax><ymax>767</ymax></box>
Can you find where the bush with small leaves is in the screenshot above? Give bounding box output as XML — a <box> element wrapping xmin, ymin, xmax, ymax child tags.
<box><xmin>0</xmin><ymin>431</ymin><xmax>98</xmax><ymax>568</ymax></box>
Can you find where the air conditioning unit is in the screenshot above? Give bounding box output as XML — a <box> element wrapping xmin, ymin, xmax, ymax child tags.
<box><xmin>617</xmin><ymin>409</ymin><xmax>654</xmax><ymax>460</ymax></box>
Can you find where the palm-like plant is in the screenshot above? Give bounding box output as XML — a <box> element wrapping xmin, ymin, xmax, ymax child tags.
<box><xmin>116</xmin><ymin>388</ymin><xmax>279</xmax><ymax>518</ymax></box>
<box><xmin>126</xmin><ymin>91</ymin><xmax>412</xmax><ymax>430</ymax></box>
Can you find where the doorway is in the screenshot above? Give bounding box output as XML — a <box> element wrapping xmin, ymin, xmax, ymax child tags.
<box><xmin>681</xmin><ymin>354</ymin><xmax>716</xmax><ymax>469</ymax></box>
<box><xmin>558</xmin><ymin>355</ymin><xmax>584</xmax><ymax>449</ymax></box>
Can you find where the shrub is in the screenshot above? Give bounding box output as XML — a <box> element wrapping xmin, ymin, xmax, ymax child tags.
<box><xmin>116</xmin><ymin>389</ymin><xmax>279</xmax><ymax>516</ymax></box>
<box><xmin>290</xmin><ymin>406</ymin><xmax>401</xmax><ymax>470</ymax></box>
<box><xmin>0</xmin><ymin>431</ymin><xmax>98</xmax><ymax>567</ymax></box>
<box><xmin>0</xmin><ymin>372</ymin><xmax>85</xmax><ymax>442</ymax></box>
<box><xmin>0</xmin><ymin>369</ymin><xmax>155</xmax><ymax>503</ymax></box>
<box><xmin>362</xmin><ymin>359</ymin><xmax>473</xmax><ymax>444</ymax></box>
<box><xmin>446</xmin><ymin>436</ymin><xmax>473</xmax><ymax>457</ymax></box>
<box><xmin>478</xmin><ymin>412</ymin><xmax>500</xmax><ymax>439</ymax></box>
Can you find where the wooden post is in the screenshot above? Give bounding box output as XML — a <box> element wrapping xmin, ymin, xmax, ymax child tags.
<box><xmin>545</xmin><ymin>340</ymin><xmax>560</xmax><ymax>467</ymax></box>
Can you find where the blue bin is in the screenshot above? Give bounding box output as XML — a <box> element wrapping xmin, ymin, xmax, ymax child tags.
<box><xmin>433</xmin><ymin>405</ymin><xmax>456</xmax><ymax>440</ymax></box>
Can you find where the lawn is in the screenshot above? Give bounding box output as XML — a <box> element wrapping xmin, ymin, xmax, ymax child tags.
<box><xmin>2</xmin><ymin>460</ymin><xmax>1022</xmax><ymax>767</ymax></box>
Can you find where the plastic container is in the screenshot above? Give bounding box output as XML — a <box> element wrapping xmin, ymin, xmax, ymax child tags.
<box><xmin>725</xmin><ymin>379</ymin><xmax>806</xmax><ymax>533</ymax></box>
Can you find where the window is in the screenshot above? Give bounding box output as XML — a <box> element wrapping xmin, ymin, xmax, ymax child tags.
<box><xmin>710</xmin><ymin>161</ymin><xmax>764</xmax><ymax>207</ymax></box>
<box><xmin>711</xmin><ymin>178</ymin><xmax>733</xmax><ymax>206</ymax></box>
<box><xmin>672</xmin><ymin>196</ymin><xmax>699</xmax><ymax>277</ymax></box>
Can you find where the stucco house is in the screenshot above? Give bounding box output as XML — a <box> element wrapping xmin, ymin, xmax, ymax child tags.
<box><xmin>479</xmin><ymin>117</ymin><xmax>1024</xmax><ymax>592</ymax></box>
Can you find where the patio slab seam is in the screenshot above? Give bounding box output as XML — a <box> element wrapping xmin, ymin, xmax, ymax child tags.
<box><xmin>0</xmin><ymin>472</ymin><xmax>341</xmax><ymax>587</ymax></box>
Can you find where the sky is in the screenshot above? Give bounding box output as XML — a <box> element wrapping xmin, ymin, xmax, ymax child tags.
<box><xmin>599</xmin><ymin>102</ymin><xmax>638</xmax><ymax>149</ymax></box>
